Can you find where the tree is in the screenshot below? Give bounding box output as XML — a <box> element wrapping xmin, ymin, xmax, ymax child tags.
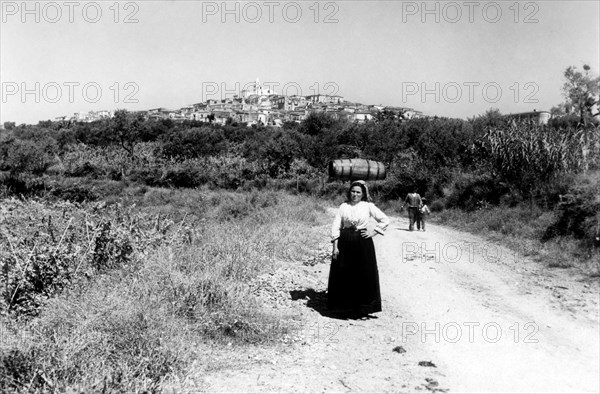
<box><xmin>110</xmin><ymin>109</ymin><xmax>146</xmax><ymax>156</ymax></box>
<box><xmin>469</xmin><ymin>108</ymin><xmax>506</xmax><ymax>137</ymax></box>
<box><xmin>559</xmin><ymin>65</ymin><xmax>600</xmax><ymax>126</ymax></box>
<box><xmin>299</xmin><ymin>112</ymin><xmax>345</xmax><ymax>136</ymax></box>
<box><xmin>243</xmin><ymin>129</ymin><xmax>300</xmax><ymax>177</ymax></box>
<box><xmin>0</xmin><ymin>134</ymin><xmax>57</xmax><ymax>175</ymax></box>
<box><xmin>374</xmin><ymin>109</ymin><xmax>398</xmax><ymax>122</ymax></box>
<box><xmin>295</xmin><ymin>113</ymin><xmax>346</xmax><ymax>169</ymax></box>
<box><xmin>161</xmin><ymin>127</ymin><xmax>228</xmax><ymax>159</ymax></box>
<box><xmin>3</xmin><ymin>121</ymin><xmax>16</xmax><ymax>130</ymax></box>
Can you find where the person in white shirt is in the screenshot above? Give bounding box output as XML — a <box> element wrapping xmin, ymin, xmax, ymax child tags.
<box><xmin>418</xmin><ymin>198</ymin><xmax>431</xmax><ymax>231</ymax></box>
<box><xmin>328</xmin><ymin>180</ymin><xmax>390</xmax><ymax>318</ymax></box>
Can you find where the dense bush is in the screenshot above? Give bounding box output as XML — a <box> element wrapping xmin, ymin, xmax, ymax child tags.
<box><xmin>50</xmin><ymin>182</ymin><xmax>98</xmax><ymax>202</ymax></box>
<box><xmin>0</xmin><ymin>134</ymin><xmax>57</xmax><ymax>175</ymax></box>
<box><xmin>0</xmin><ymin>174</ymin><xmax>46</xmax><ymax>199</ymax></box>
<box><xmin>543</xmin><ymin>171</ymin><xmax>600</xmax><ymax>247</ymax></box>
<box><xmin>161</xmin><ymin>127</ymin><xmax>228</xmax><ymax>159</ymax></box>
<box><xmin>444</xmin><ymin>172</ymin><xmax>513</xmax><ymax>211</ymax></box>
<box><xmin>242</xmin><ymin>129</ymin><xmax>300</xmax><ymax>177</ymax></box>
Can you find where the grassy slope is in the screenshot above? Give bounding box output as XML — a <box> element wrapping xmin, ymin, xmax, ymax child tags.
<box><xmin>0</xmin><ymin>187</ymin><xmax>329</xmax><ymax>393</ymax></box>
<box><xmin>429</xmin><ymin>205</ymin><xmax>600</xmax><ymax>275</ymax></box>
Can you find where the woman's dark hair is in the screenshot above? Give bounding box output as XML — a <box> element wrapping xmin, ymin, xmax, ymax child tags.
<box><xmin>346</xmin><ymin>181</ymin><xmax>368</xmax><ymax>202</ymax></box>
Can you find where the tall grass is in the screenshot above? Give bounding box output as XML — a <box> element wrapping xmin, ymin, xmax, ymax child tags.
<box><xmin>432</xmin><ymin>203</ymin><xmax>600</xmax><ymax>275</ymax></box>
<box><xmin>0</xmin><ymin>188</ymin><xmax>328</xmax><ymax>392</ymax></box>
<box><xmin>478</xmin><ymin>124</ymin><xmax>600</xmax><ymax>199</ymax></box>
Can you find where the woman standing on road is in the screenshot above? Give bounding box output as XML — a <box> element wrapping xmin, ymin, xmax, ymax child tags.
<box><xmin>328</xmin><ymin>180</ymin><xmax>390</xmax><ymax>317</ymax></box>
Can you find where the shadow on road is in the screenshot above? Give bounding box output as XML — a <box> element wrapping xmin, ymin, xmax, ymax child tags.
<box><xmin>289</xmin><ymin>288</ymin><xmax>378</xmax><ymax>321</ymax></box>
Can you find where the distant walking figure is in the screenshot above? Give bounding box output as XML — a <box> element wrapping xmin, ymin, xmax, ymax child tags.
<box><xmin>417</xmin><ymin>198</ymin><xmax>431</xmax><ymax>231</ymax></box>
<box><xmin>328</xmin><ymin>180</ymin><xmax>390</xmax><ymax>317</ymax></box>
<box><xmin>403</xmin><ymin>190</ymin><xmax>422</xmax><ymax>231</ymax></box>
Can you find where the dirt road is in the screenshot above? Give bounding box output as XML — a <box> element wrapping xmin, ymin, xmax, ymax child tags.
<box><xmin>195</xmin><ymin>212</ymin><xmax>600</xmax><ymax>393</ymax></box>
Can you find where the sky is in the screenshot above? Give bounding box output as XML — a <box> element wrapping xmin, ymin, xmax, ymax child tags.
<box><xmin>1</xmin><ymin>0</ymin><xmax>599</xmax><ymax>125</ymax></box>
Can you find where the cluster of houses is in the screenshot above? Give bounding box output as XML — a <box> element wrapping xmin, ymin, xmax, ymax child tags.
<box><xmin>141</xmin><ymin>94</ymin><xmax>423</xmax><ymax>126</ymax></box>
<box><xmin>56</xmin><ymin>80</ymin><xmax>423</xmax><ymax>126</ymax></box>
<box><xmin>54</xmin><ymin>80</ymin><xmax>566</xmax><ymax>127</ymax></box>
<box><xmin>56</xmin><ymin>109</ymin><xmax>113</xmax><ymax>123</ymax></box>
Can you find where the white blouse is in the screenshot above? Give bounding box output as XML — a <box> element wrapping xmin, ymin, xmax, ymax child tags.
<box><xmin>331</xmin><ymin>201</ymin><xmax>390</xmax><ymax>241</ymax></box>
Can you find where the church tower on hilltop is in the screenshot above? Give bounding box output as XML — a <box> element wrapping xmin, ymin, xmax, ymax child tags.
<box><xmin>242</xmin><ymin>77</ymin><xmax>275</xmax><ymax>99</ymax></box>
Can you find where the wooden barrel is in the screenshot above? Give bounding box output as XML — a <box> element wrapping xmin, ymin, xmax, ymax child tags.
<box><xmin>328</xmin><ymin>159</ymin><xmax>386</xmax><ymax>181</ymax></box>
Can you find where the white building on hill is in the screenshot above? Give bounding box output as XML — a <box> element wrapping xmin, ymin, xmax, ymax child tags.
<box><xmin>241</xmin><ymin>78</ymin><xmax>276</xmax><ymax>98</ymax></box>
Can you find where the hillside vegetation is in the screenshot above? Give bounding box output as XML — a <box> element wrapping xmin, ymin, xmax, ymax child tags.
<box><xmin>1</xmin><ymin>110</ymin><xmax>599</xmax><ymax>391</ymax></box>
<box><xmin>2</xmin><ymin>110</ymin><xmax>598</xmax><ymax>253</ymax></box>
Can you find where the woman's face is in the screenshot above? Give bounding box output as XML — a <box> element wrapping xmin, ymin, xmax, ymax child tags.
<box><xmin>350</xmin><ymin>186</ymin><xmax>363</xmax><ymax>202</ymax></box>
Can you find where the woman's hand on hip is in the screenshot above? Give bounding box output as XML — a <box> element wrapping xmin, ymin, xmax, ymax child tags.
<box><xmin>360</xmin><ymin>229</ymin><xmax>375</xmax><ymax>239</ymax></box>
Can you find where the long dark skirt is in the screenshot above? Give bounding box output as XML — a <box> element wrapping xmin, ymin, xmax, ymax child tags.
<box><xmin>327</xmin><ymin>229</ymin><xmax>382</xmax><ymax>315</ymax></box>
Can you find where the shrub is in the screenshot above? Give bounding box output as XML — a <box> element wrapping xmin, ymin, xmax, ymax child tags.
<box><xmin>543</xmin><ymin>171</ymin><xmax>600</xmax><ymax>247</ymax></box>
<box><xmin>0</xmin><ymin>137</ymin><xmax>57</xmax><ymax>175</ymax></box>
<box><xmin>161</xmin><ymin>166</ymin><xmax>203</xmax><ymax>188</ymax></box>
<box><xmin>66</xmin><ymin>161</ymin><xmax>102</xmax><ymax>178</ymax></box>
<box><xmin>285</xmin><ymin>176</ymin><xmax>322</xmax><ymax>195</ymax></box>
<box><xmin>161</xmin><ymin>127</ymin><xmax>228</xmax><ymax>159</ymax></box>
<box><xmin>430</xmin><ymin>199</ymin><xmax>444</xmax><ymax>212</ymax></box>
<box><xmin>0</xmin><ymin>349</ymin><xmax>35</xmax><ymax>392</ymax></box>
<box><xmin>444</xmin><ymin>172</ymin><xmax>512</xmax><ymax>211</ymax></box>
<box><xmin>0</xmin><ymin>174</ymin><xmax>46</xmax><ymax>199</ymax></box>
<box><xmin>50</xmin><ymin>182</ymin><xmax>98</xmax><ymax>203</ymax></box>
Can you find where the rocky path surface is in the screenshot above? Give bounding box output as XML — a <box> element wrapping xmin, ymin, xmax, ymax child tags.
<box><xmin>196</xmin><ymin>212</ymin><xmax>600</xmax><ymax>393</ymax></box>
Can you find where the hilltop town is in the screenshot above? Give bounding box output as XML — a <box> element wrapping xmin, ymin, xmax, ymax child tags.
<box><xmin>55</xmin><ymin>79</ymin><xmax>424</xmax><ymax>126</ymax></box>
<box><xmin>49</xmin><ymin>79</ymin><xmax>562</xmax><ymax>127</ymax></box>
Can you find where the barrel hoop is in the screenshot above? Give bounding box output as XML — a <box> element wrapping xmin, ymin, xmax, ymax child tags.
<box><xmin>376</xmin><ymin>161</ymin><xmax>380</xmax><ymax>179</ymax></box>
<box><xmin>366</xmin><ymin>160</ymin><xmax>371</xmax><ymax>181</ymax></box>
